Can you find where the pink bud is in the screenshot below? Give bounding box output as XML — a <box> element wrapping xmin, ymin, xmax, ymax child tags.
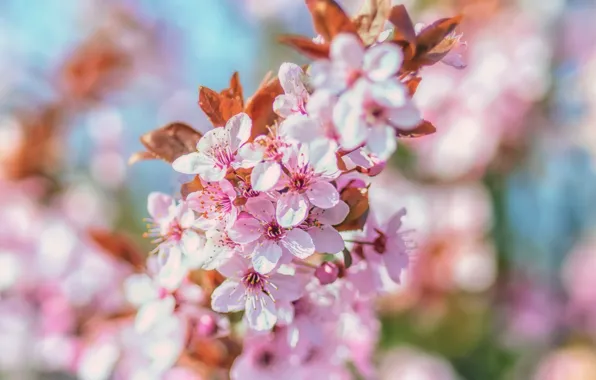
<box><xmin>196</xmin><ymin>313</ymin><xmax>218</xmax><ymax>338</ymax></box>
<box><xmin>315</xmin><ymin>262</ymin><xmax>339</xmax><ymax>285</ymax></box>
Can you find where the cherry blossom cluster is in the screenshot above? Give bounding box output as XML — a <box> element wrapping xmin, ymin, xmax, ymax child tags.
<box><xmin>120</xmin><ymin>1</ymin><xmax>468</xmax><ymax>378</ymax></box>
<box><xmin>124</xmin><ymin>38</ymin><xmax>440</xmax><ymax>380</ymax></box>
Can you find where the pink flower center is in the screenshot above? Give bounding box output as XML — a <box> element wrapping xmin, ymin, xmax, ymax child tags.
<box><xmin>289</xmin><ymin>167</ymin><xmax>314</xmax><ymax>192</ymax></box>
<box><xmin>211</xmin><ymin>146</ymin><xmax>234</xmax><ymax>169</ymax></box>
<box><xmin>241</xmin><ymin>270</ymin><xmax>273</xmax><ymax>296</ymax></box>
<box><xmin>167</xmin><ymin>220</ymin><xmax>183</xmax><ymax>242</ymax></box>
<box><xmin>372</xmin><ymin>228</ymin><xmax>387</xmax><ymax>254</ymax></box>
<box><xmin>365</xmin><ymin>103</ymin><xmax>386</xmax><ymax>125</ymax></box>
<box><xmin>265</xmin><ymin>221</ymin><xmax>285</xmax><ymax>241</ymax></box>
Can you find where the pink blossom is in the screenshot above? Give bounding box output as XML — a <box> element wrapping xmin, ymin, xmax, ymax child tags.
<box><xmin>276</xmin><ymin>141</ymin><xmax>340</xmax><ymax>227</ymax></box>
<box><xmin>347</xmin><ymin>209</ymin><xmax>412</xmax><ymax>297</ymax></box>
<box><xmin>145</xmin><ymin>192</ymin><xmax>203</xmax><ymax>258</ymax></box>
<box><xmin>298</xmin><ymin>201</ymin><xmax>349</xmax><ymax>254</ymax></box>
<box><xmin>280</xmin><ymin>90</ymin><xmax>341</xmax><ymax>145</ymax></box>
<box><xmin>273</xmin><ymin>62</ymin><xmax>309</xmax><ymax>118</ymax></box>
<box><xmin>310</xmin><ymin>33</ymin><xmax>404</xmax><ymax>92</ymax></box>
<box><xmin>200</xmin><ymin>228</ymin><xmax>242</xmax><ymax>270</ymax></box>
<box><xmin>211</xmin><ymin>256</ymin><xmax>305</xmax><ymax>331</ymax></box>
<box><xmin>230</xmin><ymin>331</ymin><xmax>295</xmax><ymax>379</ymax></box>
<box><xmin>237</xmin><ymin>127</ymin><xmax>293</xmax><ymax>192</ymax></box>
<box><xmin>333</xmin><ymin>78</ymin><xmax>421</xmax><ymax>158</ymax></box>
<box><xmin>172</xmin><ymin>113</ymin><xmax>252</xmax><ymax>181</ymax></box>
<box><xmin>186</xmin><ymin>179</ymin><xmax>238</xmax><ymax>229</ymax></box>
<box><xmin>228</xmin><ymin>199</ymin><xmax>315</xmax><ymax>274</ymax></box>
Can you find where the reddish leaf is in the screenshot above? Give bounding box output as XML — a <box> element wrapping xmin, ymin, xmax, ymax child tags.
<box><xmin>199</xmin><ymin>86</ymin><xmax>226</xmax><ymax>126</ymax></box>
<box><xmin>306</xmin><ymin>0</ymin><xmax>358</xmax><ymax>42</ymax></box>
<box><xmin>397</xmin><ymin>120</ymin><xmax>436</xmax><ymax>138</ymax></box>
<box><xmin>244</xmin><ymin>75</ymin><xmax>283</xmax><ymax>140</ymax></box>
<box><xmin>139</xmin><ymin>122</ymin><xmax>202</xmax><ymax>163</ymax></box>
<box><xmin>88</xmin><ymin>229</ymin><xmax>145</xmax><ymax>271</ymax></box>
<box><xmin>219</xmin><ymin>72</ymin><xmax>244</xmax><ymax>122</ymax></box>
<box><xmin>389</xmin><ymin>5</ymin><xmax>416</xmax><ymax>59</ymax></box>
<box><xmin>414</xmin><ymin>15</ymin><xmax>462</xmax><ymax>58</ymax></box>
<box><xmin>228</xmin><ymin>72</ymin><xmax>244</xmax><ymax>105</ymax></box>
<box><xmin>405</xmin><ymin>76</ymin><xmax>421</xmax><ymax>96</ymax></box>
<box><xmin>352</xmin><ymin>0</ymin><xmax>391</xmax><ymax>45</ymax></box>
<box><xmin>128</xmin><ymin>150</ymin><xmax>157</xmax><ymax>165</ymax></box>
<box><xmin>335</xmin><ymin>185</ymin><xmax>370</xmax><ymax>232</ymax></box>
<box><xmin>279</xmin><ymin>35</ymin><xmax>330</xmax><ymax>59</ymax></box>
<box><xmin>180</xmin><ymin>175</ymin><xmax>204</xmax><ymax>199</ymax></box>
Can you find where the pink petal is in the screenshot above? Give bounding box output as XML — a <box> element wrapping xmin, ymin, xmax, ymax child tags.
<box><xmin>383</xmin><ymin>250</ymin><xmax>409</xmax><ymax>284</ymax></box>
<box><xmin>363</xmin><ymin>43</ymin><xmax>403</xmax><ymax>82</ymax></box>
<box><xmin>270</xmin><ymin>272</ymin><xmax>305</xmax><ymax>301</ymax></box>
<box><xmin>306</xmin><ymin>181</ymin><xmax>339</xmax><ymax>209</ymax></box>
<box><xmin>252</xmin><ymin>240</ymin><xmax>282</xmax><ymax>274</ymax></box>
<box><xmin>147</xmin><ymin>192</ymin><xmax>173</xmax><ymax>220</ymax></box>
<box><xmin>135</xmin><ymin>297</ymin><xmax>175</xmax><ymax>333</ymax></box>
<box><xmin>318</xmin><ymin>200</ymin><xmax>350</xmax><ymax>225</ymax></box>
<box><xmin>385</xmin><ymin>208</ymin><xmax>407</xmax><ymax>236</ymax></box>
<box><xmin>228</xmin><ymin>217</ymin><xmax>262</xmax><ymax>244</ymax></box>
<box><xmin>244</xmin><ymin>295</ymin><xmax>277</xmax><ymax>331</ymax></box>
<box><xmin>276</xmin><ymin>192</ymin><xmax>309</xmax><ymax>227</ymax></box>
<box><xmin>217</xmin><ymin>255</ymin><xmax>250</xmax><ymax>279</ymax></box>
<box><xmin>280</xmin><ymin>228</ymin><xmax>315</xmax><ymax>259</ymax></box>
<box><xmin>273</xmin><ymin>94</ymin><xmax>297</xmax><ymax>118</ymax></box>
<box><xmin>387</xmin><ymin>102</ymin><xmax>421</xmax><ymax>130</ymax></box>
<box><xmin>441</xmin><ymin>52</ymin><xmax>467</xmax><ymax>69</ymax></box>
<box><xmin>308</xmin><ymin>140</ymin><xmax>339</xmax><ymax>177</ymax></box>
<box><xmin>251</xmin><ymin>161</ymin><xmax>282</xmax><ymax>192</ymax></box>
<box><xmin>330</xmin><ymin>33</ymin><xmax>364</xmax><ymax>70</ymax></box>
<box><xmin>211</xmin><ymin>280</ymin><xmax>246</xmax><ymax>312</ymax></box>
<box><xmin>278</xmin><ymin>62</ymin><xmax>305</xmax><ymax>96</ymax></box>
<box><xmin>366</xmin><ymin>125</ymin><xmax>397</xmax><ymax>160</ymax></box>
<box><xmin>308</xmin><ymin>225</ymin><xmax>344</xmax><ymax>253</ymax></box>
<box><xmin>245</xmin><ymin>198</ymin><xmax>276</xmax><ymax>222</ymax></box>
<box><xmin>225</xmin><ymin>113</ymin><xmax>252</xmax><ymax>152</ymax></box>
<box><xmin>333</xmin><ymin>93</ymin><xmax>368</xmax><ymax>150</ymax></box>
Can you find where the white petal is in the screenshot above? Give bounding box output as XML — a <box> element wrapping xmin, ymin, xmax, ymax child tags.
<box><xmin>172</xmin><ymin>152</ymin><xmax>213</xmax><ymax>175</ymax></box>
<box><xmin>273</xmin><ymin>94</ymin><xmax>297</xmax><ymax>118</ymax></box>
<box><xmin>147</xmin><ymin>192</ymin><xmax>173</xmax><ymax>220</ymax></box>
<box><xmin>366</xmin><ymin>125</ymin><xmax>397</xmax><ymax>160</ymax></box>
<box><xmin>135</xmin><ymin>297</ymin><xmax>175</xmax><ymax>333</ymax></box>
<box><xmin>276</xmin><ymin>192</ymin><xmax>309</xmax><ymax>228</ymax></box>
<box><xmin>226</xmin><ymin>113</ymin><xmax>252</xmax><ymax>151</ymax></box>
<box><xmin>124</xmin><ymin>274</ymin><xmax>158</xmax><ymax>306</ymax></box>
<box><xmin>308</xmin><ymin>139</ymin><xmax>339</xmax><ymax>177</ymax></box>
<box><xmin>251</xmin><ymin>161</ymin><xmax>282</xmax><ymax>192</ymax></box>
<box><xmin>244</xmin><ymin>296</ymin><xmax>277</xmax><ymax>331</ymax></box>
<box><xmin>306</xmin><ymin>181</ymin><xmax>339</xmax><ymax>209</ymax></box>
<box><xmin>330</xmin><ymin>33</ymin><xmax>364</xmax><ymax>69</ymax></box>
<box><xmin>237</xmin><ymin>143</ymin><xmax>265</xmax><ymax>168</ymax></box>
<box><xmin>280</xmin><ymin>115</ymin><xmax>319</xmax><ymax>143</ymax></box>
<box><xmin>157</xmin><ymin>246</ymin><xmax>187</xmax><ymax>291</ymax></box>
<box><xmin>278</xmin><ymin>62</ymin><xmax>305</xmax><ymax>95</ymax></box>
<box><xmin>252</xmin><ymin>241</ymin><xmax>282</xmax><ymax>274</ymax></box>
<box><xmin>308</xmin><ymin>225</ymin><xmax>344</xmax><ymax>253</ymax></box>
<box><xmin>334</xmin><ymin>94</ymin><xmax>368</xmax><ymax>150</ymax></box>
<box><xmin>280</xmin><ymin>228</ymin><xmax>315</xmax><ymax>259</ymax></box>
<box><xmin>211</xmin><ymin>280</ymin><xmax>246</xmax><ymax>312</ymax></box>
<box><xmin>363</xmin><ymin>43</ymin><xmax>403</xmax><ymax>81</ymax></box>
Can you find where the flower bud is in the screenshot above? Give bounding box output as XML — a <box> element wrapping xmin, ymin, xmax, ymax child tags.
<box><xmin>196</xmin><ymin>313</ymin><xmax>218</xmax><ymax>338</ymax></box>
<box><xmin>315</xmin><ymin>262</ymin><xmax>339</xmax><ymax>285</ymax></box>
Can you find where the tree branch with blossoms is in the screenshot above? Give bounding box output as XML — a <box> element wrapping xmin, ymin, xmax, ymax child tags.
<box><xmin>129</xmin><ymin>0</ymin><xmax>465</xmax><ymax>378</ymax></box>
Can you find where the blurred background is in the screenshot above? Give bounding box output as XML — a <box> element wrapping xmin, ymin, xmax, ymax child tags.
<box><xmin>1</xmin><ymin>0</ymin><xmax>596</xmax><ymax>379</ymax></box>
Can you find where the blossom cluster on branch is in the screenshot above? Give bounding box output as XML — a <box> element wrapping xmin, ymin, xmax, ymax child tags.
<box><xmin>126</xmin><ymin>0</ymin><xmax>466</xmax><ymax>378</ymax></box>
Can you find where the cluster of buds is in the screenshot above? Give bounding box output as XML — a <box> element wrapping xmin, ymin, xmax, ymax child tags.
<box><xmin>129</xmin><ymin>0</ymin><xmax>465</xmax><ymax>378</ymax></box>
